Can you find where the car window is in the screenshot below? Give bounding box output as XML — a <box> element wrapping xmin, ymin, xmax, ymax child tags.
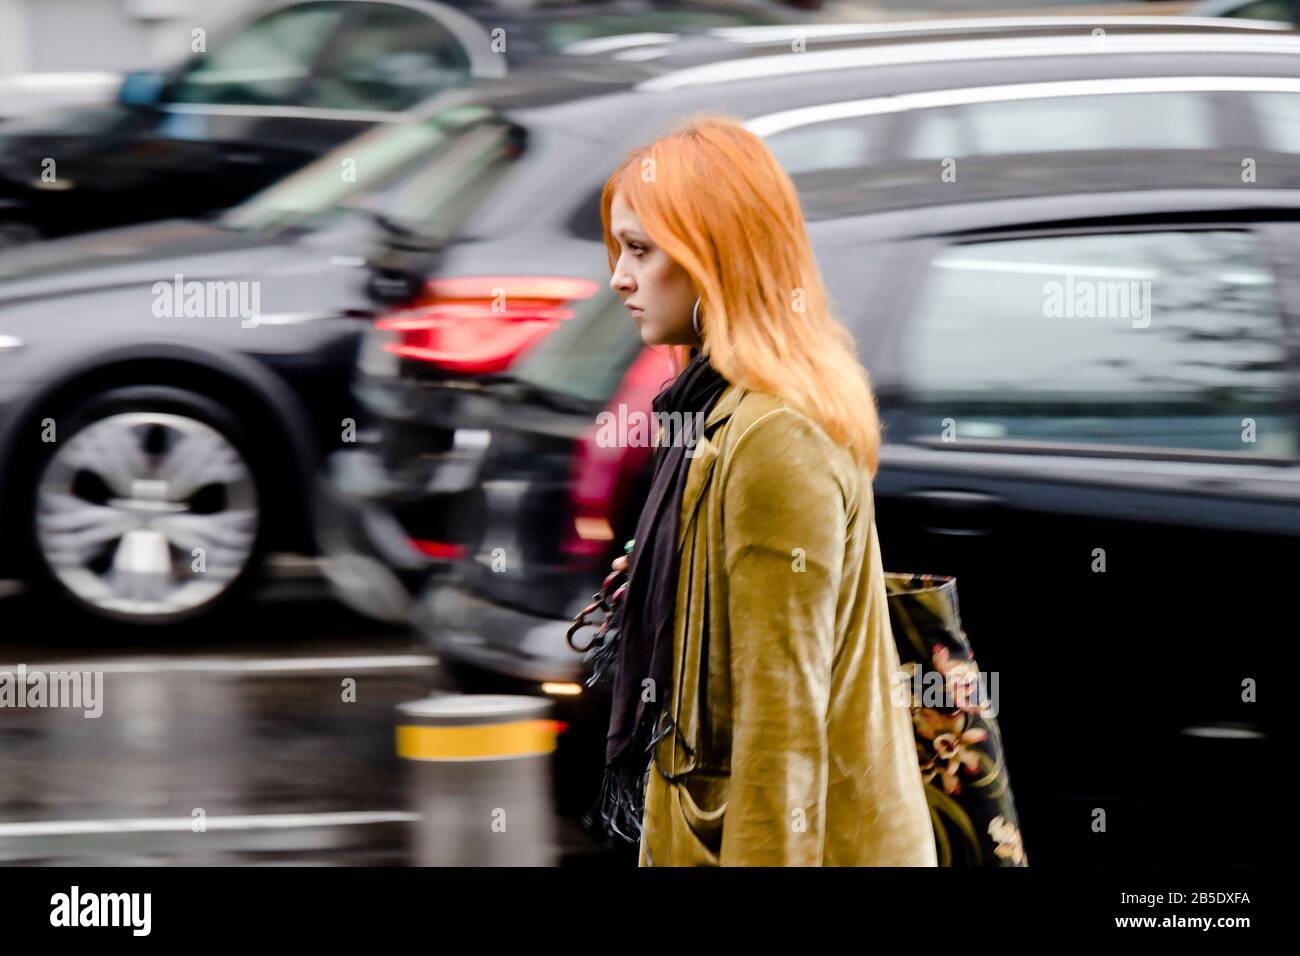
<box><xmin>1221</xmin><ymin>0</ymin><xmax>1296</xmax><ymax>20</ymax></box>
<box><xmin>375</xmin><ymin>114</ymin><xmax>524</xmax><ymax>241</ymax></box>
<box><xmin>509</xmin><ymin>290</ymin><xmax>647</xmax><ymax>406</ymax></box>
<box><xmin>562</xmin><ymin>114</ymin><xmax>890</xmax><ymax>240</ymax></box>
<box><xmin>222</xmin><ymin>103</ymin><xmax>496</xmax><ymax>231</ymax></box>
<box><xmin>165</xmin><ymin>2</ymin><xmax>346</xmax><ymax>107</ymax></box>
<box><xmin>764</xmin><ymin>115</ymin><xmax>892</xmax><ymax>176</ymax></box>
<box><xmin>307</xmin><ymin>2</ymin><xmax>471</xmax><ymax>112</ymax></box>
<box><xmin>902</xmin><ymin>92</ymin><xmax>1217</xmax><ymax>159</ymax></box>
<box><xmin>902</xmin><ymin>229</ymin><xmax>1295</xmax><ymax>456</ymax></box>
<box><xmin>1247</xmin><ymin>91</ymin><xmax>1300</xmax><ymax>152</ymax></box>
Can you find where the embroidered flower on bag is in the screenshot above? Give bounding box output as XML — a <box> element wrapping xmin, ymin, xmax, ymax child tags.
<box><xmin>914</xmin><ymin>709</ymin><xmax>989</xmax><ymax>795</ymax></box>
<box><xmin>932</xmin><ymin>645</ymin><xmax>983</xmax><ymax>713</ymax></box>
<box><xmin>988</xmin><ymin>814</ymin><xmax>1027</xmax><ymax>865</ymax></box>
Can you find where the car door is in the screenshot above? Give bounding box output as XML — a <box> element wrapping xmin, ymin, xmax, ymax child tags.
<box><xmin>135</xmin><ymin>1</ymin><xmax>489</xmax><ymax>220</ymax></box>
<box><xmin>136</xmin><ymin>1</ymin><xmax>358</xmax><ymax>215</ymax></box>
<box><xmin>303</xmin><ymin>1</ymin><xmax>483</xmax><ymax>114</ymax></box>
<box><xmin>865</xmin><ymin>218</ymin><xmax>1296</xmax><ymax>866</ymax></box>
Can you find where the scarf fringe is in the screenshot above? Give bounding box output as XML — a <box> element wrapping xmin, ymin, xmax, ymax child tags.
<box><xmin>582</xmin><ymin>756</ymin><xmax>649</xmax><ymax>847</ymax></box>
<box><xmin>581</xmin><ymin>704</ymin><xmax>661</xmax><ymax>847</ymax></box>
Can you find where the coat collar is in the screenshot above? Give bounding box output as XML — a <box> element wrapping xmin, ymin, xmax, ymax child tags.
<box><xmin>678</xmin><ymin>381</ymin><xmax>746</xmax><ymax>549</ymax></box>
<box><xmin>704</xmin><ymin>380</ymin><xmax>745</xmax><ymax>432</ymax></box>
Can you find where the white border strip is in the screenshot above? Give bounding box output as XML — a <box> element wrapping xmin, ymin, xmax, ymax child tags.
<box><xmin>744</xmin><ymin>75</ymin><xmax>1300</xmax><ymax>136</ymax></box>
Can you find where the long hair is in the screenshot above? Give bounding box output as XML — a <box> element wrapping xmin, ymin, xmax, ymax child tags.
<box><xmin>600</xmin><ymin>113</ymin><xmax>882</xmax><ymax>474</ymax></box>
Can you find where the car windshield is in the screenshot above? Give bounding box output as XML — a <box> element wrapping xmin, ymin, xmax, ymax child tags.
<box><xmin>220</xmin><ymin>102</ymin><xmax>501</xmax><ymax>232</ymax></box>
<box><xmin>508</xmin><ymin>289</ymin><xmax>646</xmax><ymax>406</ymax></box>
<box><xmin>368</xmin><ymin>113</ymin><xmax>524</xmax><ymax>242</ymax></box>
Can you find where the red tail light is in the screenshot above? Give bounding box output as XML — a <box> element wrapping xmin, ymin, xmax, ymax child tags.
<box><xmin>408</xmin><ymin>539</ymin><xmax>467</xmax><ymax>560</ymax></box>
<box><xmin>563</xmin><ymin>348</ymin><xmax>676</xmax><ymax>559</ymax></box>
<box><xmin>374</xmin><ymin>276</ymin><xmax>600</xmax><ymax>375</ymax></box>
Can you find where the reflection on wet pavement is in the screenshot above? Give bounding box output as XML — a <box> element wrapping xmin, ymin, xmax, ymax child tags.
<box><xmin>0</xmin><ymin>578</ymin><xmax>621</xmax><ymax>866</ymax></box>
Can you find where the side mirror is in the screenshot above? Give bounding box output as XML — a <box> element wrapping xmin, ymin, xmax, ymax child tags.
<box><xmin>118</xmin><ymin>71</ymin><xmax>166</xmax><ymax>108</ymax></box>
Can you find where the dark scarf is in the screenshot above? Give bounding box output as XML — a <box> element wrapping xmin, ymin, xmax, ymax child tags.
<box><xmin>583</xmin><ymin>347</ymin><xmax>730</xmax><ymax>846</ymax></box>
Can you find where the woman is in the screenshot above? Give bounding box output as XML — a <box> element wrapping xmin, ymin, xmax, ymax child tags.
<box><xmin>590</xmin><ymin>114</ymin><xmax>937</xmax><ymax>867</ymax></box>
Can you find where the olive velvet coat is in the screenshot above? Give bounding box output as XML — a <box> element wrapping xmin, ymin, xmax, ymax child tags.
<box><xmin>637</xmin><ymin>382</ymin><xmax>938</xmax><ymax>867</ymax></box>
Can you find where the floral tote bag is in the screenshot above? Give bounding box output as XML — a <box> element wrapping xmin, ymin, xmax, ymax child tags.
<box><xmin>885</xmin><ymin>572</ymin><xmax>1028</xmax><ymax>867</ymax></box>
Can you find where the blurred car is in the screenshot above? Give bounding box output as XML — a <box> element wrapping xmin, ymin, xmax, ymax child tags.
<box><xmin>1187</xmin><ymin>0</ymin><xmax>1299</xmax><ymax>22</ymax></box>
<box><xmin>0</xmin><ymin>95</ymin><xmax>539</xmax><ymax>626</ymax></box>
<box><xmin>328</xmin><ymin>12</ymin><xmax>1300</xmax><ymax>618</ymax></box>
<box><xmin>332</xmin><ymin>19</ymin><xmax>1297</xmax><ymax>858</ymax></box>
<box><xmin>0</xmin><ymin>0</ymin><xmax>801</xmax><ymax>247</ymax></box>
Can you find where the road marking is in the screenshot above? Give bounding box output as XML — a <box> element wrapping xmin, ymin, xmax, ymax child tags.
<box><xmin>0</xmin><ymin>655</ymin><xmax>438</xmax><ymax>675</ymax></box>
<box><xmin>0</xmin><ymin>811</ymin><xmax>417</xmax><ymax>837</ymax></box>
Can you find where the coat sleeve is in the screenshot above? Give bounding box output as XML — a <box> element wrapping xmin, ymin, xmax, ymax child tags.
<box><xmin>718</xmin><ymin>407</ymin><xmax>848</xmax><ymax>866</ymax></box>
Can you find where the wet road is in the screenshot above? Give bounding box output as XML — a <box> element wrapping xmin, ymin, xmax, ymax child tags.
<box><xmin>0</xmin><ymin>567</ymin><xmax>622</xmax><ymax>866</ymax></box>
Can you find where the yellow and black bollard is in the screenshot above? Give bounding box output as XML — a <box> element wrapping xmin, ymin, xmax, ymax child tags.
<box><xmin>395</xmin><ymin>695</ymin><xmax>559</xmax><ymax>866</ymax></box>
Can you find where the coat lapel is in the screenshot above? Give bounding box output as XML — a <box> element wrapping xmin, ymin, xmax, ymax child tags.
<box><xmin>677</xmin><ymin>383</ymin><xmax>745</xmax><ymax>550</ymax></box>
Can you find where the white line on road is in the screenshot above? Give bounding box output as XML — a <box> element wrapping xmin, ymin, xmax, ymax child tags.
<box><xmin>0</xmin><ymin>655</ymin><xmax>438</xmax><ymax>675</ymax></box>
<box><xmin>0</xmin><ymin>811</ymin><xmax>418</xmax><ymax>837</ymax></box>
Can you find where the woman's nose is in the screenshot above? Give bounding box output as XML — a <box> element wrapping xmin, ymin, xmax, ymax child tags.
<box><xmin>610</xmin><ymin>266</ymin><xmax>633</xmax><ymax>294</ymax></box>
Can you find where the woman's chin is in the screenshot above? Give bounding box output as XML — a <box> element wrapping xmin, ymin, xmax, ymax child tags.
<box><xmin>637</xmin><ymin>322</ymin><xmax>693</xmax><ymax>348</ymax></box>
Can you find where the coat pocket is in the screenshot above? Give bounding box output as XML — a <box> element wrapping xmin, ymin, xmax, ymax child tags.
<box><xmin>675</xmin><ymin>769</ymin><xmax>728</xmax><ymax>855</ymax></box>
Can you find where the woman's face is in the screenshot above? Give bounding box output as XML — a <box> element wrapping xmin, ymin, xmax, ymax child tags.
<box><xmin>608</xmin><ymin>189</ymin><xmax>701</xmax><ymax>348</ymax></box>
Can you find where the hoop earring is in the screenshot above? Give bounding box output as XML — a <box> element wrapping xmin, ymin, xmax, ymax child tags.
<box><xmin>692</xmin><ymin>297</ymin><xmax>702</xmax><ymax>336</ymax></box>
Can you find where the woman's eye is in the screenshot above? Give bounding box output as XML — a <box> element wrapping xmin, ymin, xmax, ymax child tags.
<box><xmin>630</xmin><ymin>243</ymin><xmax>646</xmax><ymax>257</ymax></box>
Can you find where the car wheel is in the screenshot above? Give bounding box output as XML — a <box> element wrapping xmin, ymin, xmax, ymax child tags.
<box><xmin>29</xmin><ymin>387</ymin><xmax>265</xmax><ymax>625</ymax></box>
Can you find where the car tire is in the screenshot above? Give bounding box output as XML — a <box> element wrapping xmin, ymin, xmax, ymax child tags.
<box><xmin>26</xmin><ymin>386</ymin><xmax>268</xmax><ymax>628</ymax></box>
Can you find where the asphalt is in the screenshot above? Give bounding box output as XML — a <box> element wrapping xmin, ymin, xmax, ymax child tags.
<box><xmin>0</xmin><ymin>571</ymin><xmax>627</xmax><ymax>866</ymax></box>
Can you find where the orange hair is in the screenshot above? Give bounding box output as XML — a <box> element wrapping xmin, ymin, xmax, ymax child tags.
<box><xmin>600</xmin><ymin>113</ymin><xmax>882</xmax><ymax>474</ymax></box>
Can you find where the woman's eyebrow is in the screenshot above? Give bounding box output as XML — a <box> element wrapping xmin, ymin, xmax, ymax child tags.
<box><xmin>613</xmin><ymin>226</ymin><xmax>646</xmax><ymax>241</ymax></box>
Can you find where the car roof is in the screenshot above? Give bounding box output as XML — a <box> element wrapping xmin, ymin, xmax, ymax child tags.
<box><xmin>425</xmin><ymin>15</ymin><xmax>1300</xmax><ymax>113</ymax></box>
<box><xmin>583</xmin><ymin>12</ymin><xmax>1293</xmax><ymax>59</ymax></box>
<box><xmin>632</xmin><ymin>22</ymin><xmax>1300</xmax><ymax>91</ymax></box>
<box><xmin>565</xmin><ymin>14</ymin><xmax>1295</xmax><ymax>68</ymax></box>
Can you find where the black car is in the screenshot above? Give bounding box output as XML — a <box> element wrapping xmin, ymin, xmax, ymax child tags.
<box><xmin>329</xmin><ymin>13</ymin><xmax>1300</xmax><ymax>618</ymax></box>
<box><xmin>1188</xmin><ymin>0</ymin><xmax>1300</xmax><ymax>22</ymax></box>
<box><xmin>0</xmin><ymin>93</ymin><xmax>545</xmax><ymax>626</ymax></box>
<box><xmin>0</xmin><ymin>0</ymin><xmax>799</xmax><ymax>246</ymax></box>
<box><xmin>333</xmin><ymin>20</ymin><xmax>1297</xmax><ymax>861</ymax></box>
